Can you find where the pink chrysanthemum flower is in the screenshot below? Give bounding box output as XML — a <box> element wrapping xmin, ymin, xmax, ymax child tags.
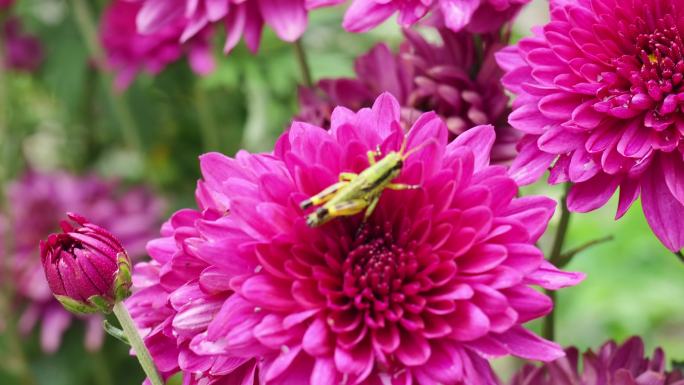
<box><xmin>509</xmin><ymin>337</ymin><xmax>684</xmax><ymax>385</ymax></box>
<box><xmin>101</xmin><ymin>0</ymin><xmax>215</xmax><ymax>90</ymax></box>
<box><xmin>496</xmin><ymin>0</ymin><xmax>684</xmax><ymax>252</ymax></box>
<box><xmin>128</xmin><ymin>92</ymin><xmax>584</xmax><ymax>385</ymax></box>
<box><xmin>1</xmin><ymin>170</ymin><xmax>163</xmax><ymax>353</ymax></box>
<box><xmin>336</xmin><ymin>0</ymin><xmax>530</xmax><ymax>34</ymax></box>
<box><xmin>0</xmin><ymin>0</ymin><xmax>14</xmax><ymax>10</ymax></box>
<box><xmin>298</xmin><ymin>28</ymin><xmax>519</xmax><ymax>163</ymax></box>
<box><xmin>132</xmin><ymin>0</ymin><xmax>337</xmax><ymax>54</ymax></box>
<box><xmin>2</xmin><ymin>17</ymin><xmax>43</xmax><ymax>72</ymax></box>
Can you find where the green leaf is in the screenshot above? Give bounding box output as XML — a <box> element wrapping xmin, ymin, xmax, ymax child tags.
<box><xmin>87</xmin><ymin>295</ymin><xmax>114</xmax><ymax>314</ymax></box>
<box><xmin>102</xmin><ymin>320</ymin><xmax>130</xmax><ymax>346</ymax></box>
<box><xmin>54</xmin><ymin>295</ymin><xmax>97</xmax><ymax>315</ymax></box>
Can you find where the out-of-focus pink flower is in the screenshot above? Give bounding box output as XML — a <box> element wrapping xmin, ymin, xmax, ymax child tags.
<box><xmin>2</xmin><ymin>171</ymin><xmax>163</xmax><ymax>353</ymax></box>
<box><xmin>2</xmin><ymin>17</ymin><xmax>43</xmax><ymax>72</ymax></box>
<box><xmin>338</xmin><ymin>0</ymin><xmax>529</xmax><ymax>34</ymax></box>
<box><xmin>132</xmin><ymin>0</ymin><xmax>335</xmax><ymax>54</ymax></box>
<box><xmin>0</xmin><ymin>0</ymin><xmax>14</xmax><ymax>10</ymax></box>
<box><xmin>101</xmin><ymin>0</ymin><xmax>215</xmax><ymax>90</ymax></box>
<box><xmin>128</xmin><ymin>93</ymin><xmax>584</xmax><ymax>385</ymax></box>
<box><xmin>496</xmin><ymin>0</ymin><xmax>684</xmax><ymax>252</ymax></box>
<box><xmin>298</xmin><ymin>29</ymin><xmax>519</xmax><ymax>163</ymax></box>
<box><xmin>509</xmin><ymin>337</ymin><xmax>684</xmax><ymax>385</ymax></box>
<box><xmin>40</xmin><ymin>213</ymin><xmax>132</xmax><ymax>314</ymax></box>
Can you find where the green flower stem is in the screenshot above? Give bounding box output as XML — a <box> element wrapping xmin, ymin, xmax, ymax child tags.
<box><xmin>70</xmin><ymin>0</ymin><xmax>142</xmax><ymax>152</ymax></box>
<box><xmin>293</xmin><ymin>39</ymin><xmax>313</xmax><ymax>87</ymax></box>
<box><xmin>112</xmin><ymin>302</ymin><xmax>164</xmax><ymax>385</ymax></box>
<box><xmin>676</xmin><ymin>250</ymin><xmax>684</xmax><ymax>263</ymax></box>
<box><xmin>542</xmin><ymin>183</ymin><xmax>572</xmax><ymax>341</ymax></box>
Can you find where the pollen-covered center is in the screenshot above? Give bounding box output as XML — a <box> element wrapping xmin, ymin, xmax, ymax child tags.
<box><xmin>600</xmin><ymin>12</ymin><xmax>684</xmax><ymax>143</ymax></box>
<box><xmin>340</xmin><ymin>222</ymin><xmax>420</xmax><ymax>323</ymax></box>
<box><xmin>634</xmin><ymin>15</ymin><xmax>684</xmax><ymax>98</ymax></box>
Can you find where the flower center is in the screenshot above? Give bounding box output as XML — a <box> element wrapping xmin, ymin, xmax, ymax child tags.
<box><xmin>342</xmin><ymin>222</ymin><xmax>417</xmax><ymax>313</ymax></box>
<box><xmin>634</xmin><ymin>15</ymin><xmax>684</xmax><ymax>98</ymax></box>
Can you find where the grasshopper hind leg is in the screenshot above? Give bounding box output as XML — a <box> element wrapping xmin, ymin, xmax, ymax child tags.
<box><xmin>300</xmin><ymin>181</ymin><xmax>348</xmax><ymax>209</ymax></box>
<box><xmin>306</xmin><ymin>199</ymin><xmax>368</xmax><ymax>228</ymax></box>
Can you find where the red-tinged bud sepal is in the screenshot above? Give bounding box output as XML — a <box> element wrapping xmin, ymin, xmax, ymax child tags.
<box><xmin>40</xmin><ymin>213</ymin><xmax>133</xmax><ymax>315</ymax></box>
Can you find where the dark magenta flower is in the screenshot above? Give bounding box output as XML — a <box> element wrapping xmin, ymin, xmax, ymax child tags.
<box><xmin>0</xmin><ymin>0</ymin><xmax>14</xmax><ymax>10</ymax></box>
<box><xmin>298</xmin><ymin>29</ymin><xmax>519</xmax><ymax>163</ymax></box>
<box><xmin>127</xmin><ymin>93</ymin><xmax>584</xmax><ymax>385</ymax></box>
<box><xmin>2</xmin><ymin>170</ymin><xmax>163</xmax><ymax>352</ymax></box>
<box><xmin>41</xmin><ymin>213</ymin><xmax>132</xmax><ymax>314</ymax></box>
<box><xmin>101</xmin><ymin>0</ymin><xmax>215</xmax><ymax>90</ymax></box>
<box><xmin>496</xmin><ymin>0</ymin><xmax>684</xmax><ymax>252</ymax></box>
<box><xmin>2</xmin><ymin>17</ymin><xmax>43</xmax><ymax>72</ymax></box>
<box><xmin>509</xmin><ymin>337</ymin><xmax>684</xmax><ymax>385</ymax></box>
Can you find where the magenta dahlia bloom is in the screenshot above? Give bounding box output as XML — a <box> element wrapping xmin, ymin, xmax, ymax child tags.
<box><xmin>2</xmin><ymin>170</ymin><xmax>163</xmax><ymax>353</ymax></box>
<box><xmin>509</xmin><ymin>337</ymin><xmax>684</xmax><ymax>385</ymax></box>
<box><xmin>298</xmin><ymin>29</ymin><xmax>519</xmax><ymax>163</ymax></box>
<box><xmin>338</xmin><ymin>0</ymin><xmax>530</xmax><ymax>34</ymax></box>
<box><xmin>101</xmin><ymin>0</ymin><xmax>215</xmax><ymax>90</ymax></box>
<box><xmin>133</xmin><ymin>0</ymin><xmax>335</xmax><ymax>54</ymax></box>
<box><xmin>128</xmin><ymin>92</ymin><xmax>584</xmax><ymax>385</ymax></box>
<box><xmin>2</xmin><ymin>17</ymin><xmax>43</xmax><ymax>72</ymax></box>
<box><xmin>496</xmin><ymin>0</ymin><xmax>684</xmax><ymax>252</ymax></box>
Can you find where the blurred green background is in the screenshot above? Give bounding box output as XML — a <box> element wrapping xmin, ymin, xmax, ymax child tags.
<box><xmin>0</xmin><ymin>1</ymin><xmax>682</xmax><ymax>384</ymax></box>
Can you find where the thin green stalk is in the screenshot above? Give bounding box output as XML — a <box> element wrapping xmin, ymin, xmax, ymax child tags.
<box><xmin>112</xmin><ymin>303</ymin><xmax>164</xmax><ymax>385</ymax></box>
<box><xmin>542</xmin><ymin>183</ymin><xmax>572</xmax><ymax>341</ymax></box>
<box><xmin>293</xmin><ymin>39</ymin><xmax>313</xmax><ymax>87</ymax></box>
<box><xmin>194</xmin><ymin>84</ymin><xmax>221</xmax><ymax>152</ymax></box>
<box><xmin>676</xmin><ymin>250</ymin><xmax>684</xmax><ymax>263</ymax></box>
<box><xmin>70</xmin><ymin>0</ymin><xmax>141</xmax><ymax>152</ymax></box>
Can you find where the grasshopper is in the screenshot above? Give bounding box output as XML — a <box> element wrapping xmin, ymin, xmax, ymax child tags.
<box><xmin>300</xmin><ymin>141</ymin><xmax>423</xmax><ymax>227</ymax></box>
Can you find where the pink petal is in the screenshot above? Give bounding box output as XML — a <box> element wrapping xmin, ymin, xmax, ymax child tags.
<box><xmin>258</xmin><ymin>0</ymin><xmax>308</xmax><ymax>42</ymax></box>
<box><xmin>137</xmin><ymin>0</ymin><xmax>184</xmax><ymax>34</ymax></box>
<box><xmin>342</xmin><ymin>0</ymin><xmax>396</xmax><ymax>33</ymax></box>
<box><xmin>495</xmin><ymin>325</ymin><xmax>564</xmax><ymax>361</ymax></box>
<box><xmin>439</xmin><ymin>0</ymin><xmax>479</xmax><ymax>32</ymax></box>
<box><xmin>661</xmin><ymin>153</ymin><xmax>684</xmax><ymax>206</ymax></box>
<box><xmin>527</xmin><ymin>260</ymin><xmax>586</xmax><ymax>290</ymax></box>
<box><xmin>509</xmin><ymin>135</ymin><xmax>556</xmax><ymax>185</ymax></box>
<box><xmin>641</xmin><ymin>165</ymin><xmax>684</xmax><ymax>252</ymax></box>
<box><xmin>567</xmin><ymin>172</ymin><xmax>620</xmax><ymax>212</ymax></box>
<box><xmin>451</xmin><ymin>125</ymin><xmax>495</xmax><ymax>171</ymax></box>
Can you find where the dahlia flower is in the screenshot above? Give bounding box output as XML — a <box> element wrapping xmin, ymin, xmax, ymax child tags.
<box><xmin>496</xmin><ymin>0</ymin><xmax>684</xmax><ymax>252</ymax></box>
<box><xmin>128</xmin><ymin>92</ymin><xmax>584</xmax><ymax>385</ymax></box>
<box><xmin>2</xmin><ymin>17</ymin><xmax>43</xmax><ymax>72</ymax></box>
<box><xmin>2</xmin><ymin>170</ymin><xmax>163</xmax><ymax>352</ymax></box>
<box><xmin>41</xmin><ymin>213</ymin><xmax>132</xmax><ymax>315</ymax></box>
<box><xmin>132</xmin><ymin>0</ymin><xmax>335</xmax><ymax>54</ymax></box>
<box><xmin>298</xmin><ymin>28</ymin><xmax>519</xmax><ymax>163</ymax></box>
<box><xmin>509</xmin><ymin>336</ymin><xmax>684</xmax><ymax>385</ymax></box>
<box><xmin>338</xmin><ymin>0</ymin><xmax>530</xmax><ymax>34</ymax></box>
<box><xmin>101</xmin><ymin>0</ymin><xmax>215</xmax><ymax>90</ymax></box>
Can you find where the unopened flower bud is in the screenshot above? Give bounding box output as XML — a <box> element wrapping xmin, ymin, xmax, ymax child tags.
<box><xmin>40</xmin><ymin>213</ymin><xmax>132</xmax><ymax>314</ymax></box>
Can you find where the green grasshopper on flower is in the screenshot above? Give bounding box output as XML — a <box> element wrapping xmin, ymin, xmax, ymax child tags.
<box><xmin>300</xmin><ymin>141</ymin><xmax>426</xmax><ymax>227</ymax></box>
